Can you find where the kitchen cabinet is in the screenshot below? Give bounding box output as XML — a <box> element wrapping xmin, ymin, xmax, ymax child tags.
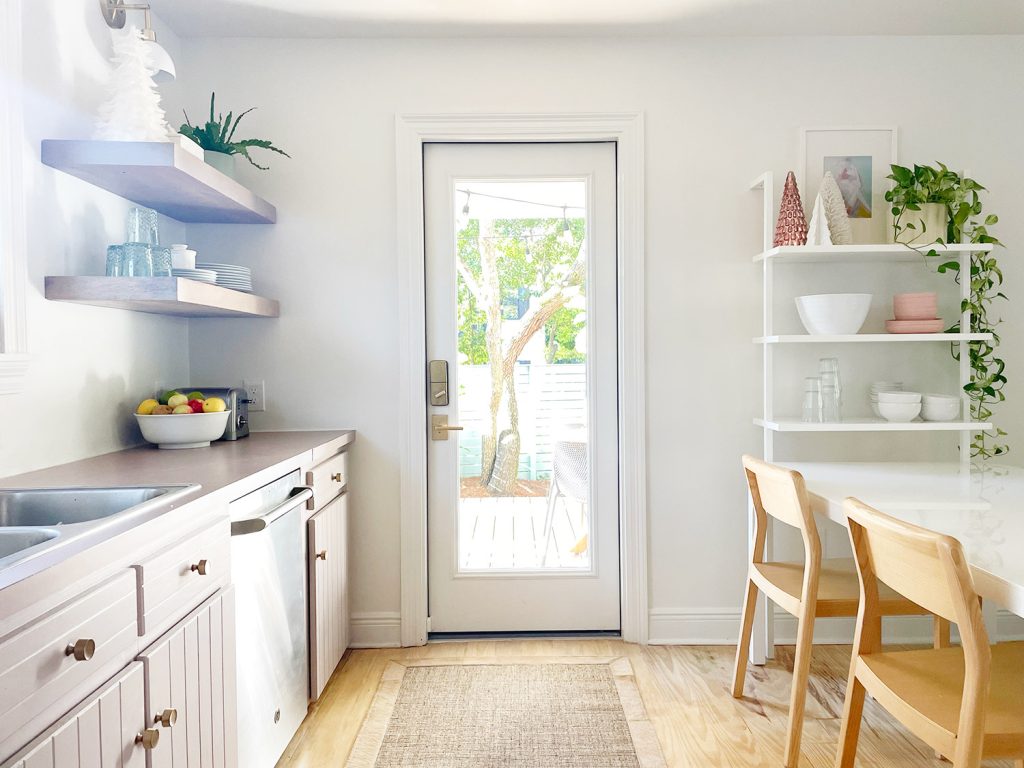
<box><xmin>3</xmin><ymin>662</ymin><xmax>152</xmax><ymax>768</ymax></box>
<box><xmin>137</xmin><ymin>589</ymin><xmax>237</xmax><ymax>768</ymax></box>
<box><xmin>307</xmin><ymin>492</ymin><xmax>349</xmax><ymax>700</ymax></box>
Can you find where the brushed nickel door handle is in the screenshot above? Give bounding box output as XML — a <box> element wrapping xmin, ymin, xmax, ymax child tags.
<box><xmin>190</xmin><ymin>559</ymin><xmax>208</xmax><ymax>575</ymax></box>
<box><xmin>65</xmin><ymin>638</ymin><xmax>96</xmax><ymax>661</ymax></box>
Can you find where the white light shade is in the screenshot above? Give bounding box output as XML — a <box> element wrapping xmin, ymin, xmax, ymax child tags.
<box><xmin>145</xmin><ymin>40</ymin><xmax>176</xmax><ymax>83</ymax></box>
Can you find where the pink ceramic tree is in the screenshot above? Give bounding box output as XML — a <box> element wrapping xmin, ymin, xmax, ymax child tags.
<box><xmin>773</xmin><ymin>171</ymin><xmax>808</xmax><ymax>247</ymax></box>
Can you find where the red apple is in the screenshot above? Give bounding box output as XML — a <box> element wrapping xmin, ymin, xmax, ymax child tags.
<box><xmin>188</xmin><ymin>399</ymin><xmax>205</xmax><ymax>413</ymax></box>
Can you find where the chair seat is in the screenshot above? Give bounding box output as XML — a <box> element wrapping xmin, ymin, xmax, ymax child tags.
<box><xmin>858</xmin><ymin>642</ymin><xmax>1024</xmax><ymax>757</ymax></box>
<box><xmin>753</xmin><ymin>558</ymin><xmax>927</xmax><ymax>618</ymax></box>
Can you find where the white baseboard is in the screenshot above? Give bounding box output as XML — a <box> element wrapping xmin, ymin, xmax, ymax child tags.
<box><xmin>648</xmin><ymin>607</ymin><xmax>1024</xmax><ymax>646</ymax></box>
<box><xmin>349</xmin><ymin>612</ymin><xmax>402</xmax><ymax>648</ymax></box>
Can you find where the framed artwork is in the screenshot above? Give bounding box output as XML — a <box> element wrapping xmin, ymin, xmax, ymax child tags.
<box><xmin>799</xmin><ymin>127</ymin><xmax>898</xmax><ymax>244</ymax></box>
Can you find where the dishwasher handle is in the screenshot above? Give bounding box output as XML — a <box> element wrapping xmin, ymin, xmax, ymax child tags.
<box><xmin>230</xmin><ymin>487</ymin><xmax>313</xmax><ymax>536</ymax></box>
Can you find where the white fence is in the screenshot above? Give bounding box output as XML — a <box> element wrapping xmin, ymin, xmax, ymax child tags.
<box><xmin>458</xmin><ymin>363</ymin><xmax>587</xmax><ymax>480</ymax></box>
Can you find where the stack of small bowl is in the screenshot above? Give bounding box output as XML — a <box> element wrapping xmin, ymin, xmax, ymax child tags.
<box><xmin>869</xmin><ymin>381</ymin><xmax>902</xmax><ymax>417</ymax></box>
<box><xmin>887</xmin><ymin>292</ymin><xmax>943</xmax><ymax>333</ymax></box>
<box><xmin>874</xmin><ymin>388</ymin><xmax>922</xmax><ymax>422</ymax></box>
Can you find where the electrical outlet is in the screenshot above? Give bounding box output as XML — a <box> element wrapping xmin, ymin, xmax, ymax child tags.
<box><xmin>243</xmin><ymin>380</ymin><xmax>266</xmax><ymax>412</ymax></box>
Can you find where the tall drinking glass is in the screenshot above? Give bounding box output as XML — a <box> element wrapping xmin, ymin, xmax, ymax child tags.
<box><xmin>802</xmin><ymin>377</ymin><xmax>823</xmax><ymax>423</ymax></box>
<box><xmin>819</xmin><ymin>357</ymin><xmax>842</xmax><ymax>421</ymax></box>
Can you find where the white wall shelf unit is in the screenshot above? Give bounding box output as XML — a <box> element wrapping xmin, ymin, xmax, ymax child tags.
<box><xmin>755</xmin><ymin>333</ymin><xmax>993</xmax><ymax>344</ymax></box>
<box><xmin>40</xmin><ymin>140</ymin><xmax>277</xmax><ymax>224</ymax></box>
<box><xmin>754</xmin><ymin>242</ymin><xmax>993</xmax><ymax>263</ymax></box>
<box><xmin>745</xmin><ymin>170</ymin><xmax>989</xmax><ymax>667</ymax></box>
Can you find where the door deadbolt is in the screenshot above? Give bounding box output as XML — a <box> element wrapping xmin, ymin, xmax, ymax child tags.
<box><xmin>428</xmin><ymin>360</ymin><xmax>449</xmax><ymax>406</ymax></box>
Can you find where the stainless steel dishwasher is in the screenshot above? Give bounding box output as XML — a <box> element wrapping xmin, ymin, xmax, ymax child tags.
<box><xmin>229</xmin><ymin>470</ymin><xmax>313</xmax><ymax>768</ymax></box>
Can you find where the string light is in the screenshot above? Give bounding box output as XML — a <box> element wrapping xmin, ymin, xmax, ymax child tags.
<box><xmin>462</xmin><ymin>191</ymin><xmax>471</xmax><ymax>217</ymax></box>
<box><xmin>559</xmin><ymin>206</ymin><xmax>574</xmax><ymax>245</ymax></box>
<box><xmin>454</xmin><ymin>188</ymin><xmax>584</xmax><ymax>212</ymax></box>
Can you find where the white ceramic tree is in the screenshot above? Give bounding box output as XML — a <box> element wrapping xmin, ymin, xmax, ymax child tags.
<box><xmin>94</xmin><ymin>26</ymin><xmax>170</xmax><ymax>141</ymax></box>
<box><xmin>820</xmin><ymin>171</ymin><xmax>854</xmax><ymax>245</ymax></box>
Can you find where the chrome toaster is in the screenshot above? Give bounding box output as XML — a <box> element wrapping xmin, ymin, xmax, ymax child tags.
<box><xmin>172</xmin><ymin>386</ymin><xmax>250</xmax><ymax>440</ymax></box>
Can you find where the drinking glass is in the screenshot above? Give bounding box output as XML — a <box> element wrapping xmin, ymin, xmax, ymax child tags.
<box><xmin>819</xmin><ymin>357</ymin><xmax>842</xmax><ymax>420</ymax></box>
<box><xmin>151</xmin><ymin>246</ymin><xmax>172</xmax><ymax>277</ymax></box>
<box><xmin>123</xmin><ymin>243</ymin><xmax>153</xmax><ymax>277</ymax></box>
<box><xmin>821</xmin><ymin>380</ymin><xmax>840</xmax><ymax>422</ymax></box>
<box><xmin>126</xmin><ymin>207</ymin><xmax>159</xmax><ymax>245</ymax></box>
<box><xmin>802</xmin><ymin>376</ymin><xmax>823</xmax><ymax>423</ymax></box>
<box><xmin>105</xmin><ymin>244</ymin><xmax>125</xmax><ymax>277</ymax></box>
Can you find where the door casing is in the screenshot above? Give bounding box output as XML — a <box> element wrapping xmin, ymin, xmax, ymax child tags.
<box><xmin>395</xmin><ymin>112</ymin><xmax>647</xmax><ymax>646</ymax></box>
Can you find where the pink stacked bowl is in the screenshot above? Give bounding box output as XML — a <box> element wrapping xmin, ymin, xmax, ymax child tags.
<box><xmin>893</xmin><ymin>292</ymin><xmax>938</xmax><ymax>320</ymax></box>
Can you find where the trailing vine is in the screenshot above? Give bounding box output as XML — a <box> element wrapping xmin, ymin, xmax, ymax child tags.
<box><xmin>886</xmin><ymin>163</ymin><xmax>1007</xmax><ymax>459</ymax></box>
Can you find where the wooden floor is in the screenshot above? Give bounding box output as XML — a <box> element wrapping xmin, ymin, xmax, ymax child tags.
<box><xmin>277</xmin><ymin>638</ymin><xmax>1016</xmax><ymax>767</ymax></box>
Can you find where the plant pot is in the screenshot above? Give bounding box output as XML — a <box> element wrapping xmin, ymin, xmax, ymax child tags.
<box><xmin>892</xmin><ymin>203</ymin><xmax>948</xmax><ymax>244</ymax></box>
<box><xmin>204</xmin><ymin>150</ymin><xmax>237</xmax><ymax>179</ymax></box>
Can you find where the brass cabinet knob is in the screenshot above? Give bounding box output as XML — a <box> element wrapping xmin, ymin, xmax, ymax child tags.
<box><xmin>331</xmin><ymin>472</ymin><xmax>343</xmax><ymax>483</ymax></box>
<box><xmin>190</xmin><ymin>559</ymin><xmax>208</xmax><ymax>575</ymax></box>
<box><xmin>316</xmin><ymin>550</ymin><xmax>328</xmax><ymax>561</ymax></box>
<box><xmin>65</xmin><ymin>638</ymin><xmax>96</xmax><ymax>661</ymax></box>
<box><xmin>135</xmin><ymin>728</ymin><xmax>160</xmax><ymax>750</ymax></box>
<box><xmin>155</xmin><ymin>708</ymin><xmax>178</xmax><ymax>728</ymax></box>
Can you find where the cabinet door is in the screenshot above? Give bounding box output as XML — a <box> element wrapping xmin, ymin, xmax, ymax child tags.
<box><xmin>3</xmin><ymin>662</ymin><xmax>149</xmax><ymax>768</ymax></box>
<box><xmin>307</xmin><ymin>493</ymin><xmax>348</xmax><ymax>701</ymax></box>
<box><xmin>137</xmin><ymin>588</ymin><xmax>237</xmax><ymax>768</ymax></box>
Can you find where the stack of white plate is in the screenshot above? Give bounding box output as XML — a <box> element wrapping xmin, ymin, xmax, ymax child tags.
<box><xmin>171</xmin><ymin>268</ymin><xmax>216</xmax><ymax>284</ymax></box>
<box><xmin>197</xmin><ymin>262</ymin><xmax>253</xmax><ymax>293</ymax></box>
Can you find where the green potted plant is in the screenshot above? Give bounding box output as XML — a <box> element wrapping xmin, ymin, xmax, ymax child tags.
<box><xmin>179</xmin><ymin>92</ymin><xmax>289</xmax><ymax>178</ymax></box>
<box><xmin>886</xmin><ymin>162</ymin><xmax>1007</xmax><ymax>459</ymax></box>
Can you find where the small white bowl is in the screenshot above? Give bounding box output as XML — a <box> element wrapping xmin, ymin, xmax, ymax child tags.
<box><xmin>878</xmin><ymin>401</ymin><xmax>922</xmax><ymax>422</ymax></box>
<box><xmin>921</xmin><ymin>397</ymin><xmax>961</xmax><ymax>422</ymax></box>
<box><xmin>795</xmin><ymin>293</ymin><xmax>872</xmax><ymax>335</ymax></box>
<box><xmin>876</xmin><ymin>390</ymin><xmax>922</xmax><ymax>403</ymax></box>
<box><xmin>136</xmin><ymin>411</ymin><xmax>231</xmax><ymax>449</ymax></box>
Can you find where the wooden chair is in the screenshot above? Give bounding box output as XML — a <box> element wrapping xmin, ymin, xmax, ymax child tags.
<box><xmin>732</xmin><ymin>456</ymin><xmax>946</xmax><ymax>768</ymax></box>
<box><xmin>836</xmin><ymin>498</ymin><xmax>1024</xmax><ymax>768</ymax></box>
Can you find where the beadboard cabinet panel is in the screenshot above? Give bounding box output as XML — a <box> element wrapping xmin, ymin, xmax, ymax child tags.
<box><xmin>308</xmin><ymin>493</ymin><xmax>349</xmax><ymax>700</ymax></box>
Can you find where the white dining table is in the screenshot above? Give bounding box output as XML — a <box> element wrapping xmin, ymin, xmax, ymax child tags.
<box><xmin>788</xmin><ymin>461</ymin><xmax>1024</xmax><ymax>621</ymax></box>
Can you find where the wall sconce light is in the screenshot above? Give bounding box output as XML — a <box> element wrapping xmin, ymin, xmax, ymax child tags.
<box><xmin>99</xmin><ymin>0</ymin><xmax>176</xmax><ymax>83</ymax></box>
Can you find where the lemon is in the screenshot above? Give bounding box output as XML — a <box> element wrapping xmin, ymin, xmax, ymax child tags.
<box><xmin>136</xmin><ymin>398</ymin><xmax>160</xmax><ymax>415</ymax></box>
<box><xmin>203</xmin><ymin>397</ymin><xmax>227</xmax><ymax>413</ymax></box>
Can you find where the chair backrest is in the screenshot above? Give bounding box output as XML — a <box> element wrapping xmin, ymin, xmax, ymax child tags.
<box><xmin>741</xmin><ymin>455</ymin><xmax>819</xmax><ymax>564</ymax></box>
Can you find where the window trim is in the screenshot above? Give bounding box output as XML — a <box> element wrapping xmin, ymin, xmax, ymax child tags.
<box><xmin>0</xmin><ymin>0</ymin><xmax>30</xmax><ymax>394</ymax></box>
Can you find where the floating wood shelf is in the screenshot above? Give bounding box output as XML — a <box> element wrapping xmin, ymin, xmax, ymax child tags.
<box><xmin>41</xmin><ymin>140</ymin><xmax>277</xmax><ymax>224</ymax></box>
<box><xmin>755</xmin><ymin>418</ymin><xmax>991</xmax><ymax>433</ymax></box>
<box><xmin>44</xmin><ymin>277</ymin><xmax>279</xmax><ymax>318</ymax></box>
<box><xmin>753</xmin><ymin>243</ymin><xmax>993</xmax><ymax>264</ymax></box>
<box><xmin>755</xmin><ymin>333</ymin><xmax>993</xmax><ymax>344</ymax></box>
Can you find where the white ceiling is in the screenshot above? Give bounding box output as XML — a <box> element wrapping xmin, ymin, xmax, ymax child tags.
<box><xmin>152</xmin><ymin>0</ymin><xmax>1024</xmax><ymax>38</ymax></box>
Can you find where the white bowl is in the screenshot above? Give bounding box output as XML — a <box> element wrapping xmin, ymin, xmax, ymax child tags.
<box><xmin>795</xmin><ymin>294</ymin><xmax>872</xmax><ymax>335</ymax></box>
<box><xmin>921</xmin><ymin>398</ymin><xmax>961</xmax><ymax>422</ymax></box>
<box><xmin>136</xmin><ymin>411</ymin><xmax>231</xmax><ymax>449</ymax></box>
<box><xmin>876</xmin><ymin>390</ymin><xmax>922</xmax><ymax>403</ymax></box>
<box><xmin>878</xmin><ymin>401</ymin><xmax>921</xmax><ymax>422</ymax></box>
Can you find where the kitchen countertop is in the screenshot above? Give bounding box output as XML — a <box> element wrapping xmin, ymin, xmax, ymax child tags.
<box><xmin>0</xmin><ymin>430</ymin><xmax>355</xmax><ymax>497</ymax></box>
<box><xmin>0</xmin><ymin>431</ymin><xmax>355</xmax><ymax>591</ymax></box>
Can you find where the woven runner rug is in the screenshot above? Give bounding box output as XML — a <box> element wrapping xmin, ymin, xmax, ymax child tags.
<box><xmin>345</xmin><ymin>656</ymin><xmax>666</xmax><ymax>768</ymax></box>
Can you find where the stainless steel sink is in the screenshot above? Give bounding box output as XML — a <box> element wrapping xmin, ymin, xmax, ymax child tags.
<box><xmin>0</xmin><ymin>486</ymin><xmax>176</xmax><ymax>527</ymax></box>
<box><xmin>0</xmin><ymin>528</ymin><xmax>59</xmax><ymax>559</ymax></box>
<box><xmin>0</xmin><ymin>484</ymin><xmax>199</xmax><ymax>589</ymax></box>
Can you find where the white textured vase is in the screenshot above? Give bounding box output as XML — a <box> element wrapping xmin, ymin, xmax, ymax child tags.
<box><xmin>893</xmin><ymin>203</ymin><xmax>948</xmax><ymax>244</ymax></box>
<box><xmin>204</xmin><ymin>150</ymin><xmax>237</xmax><ymax>179</ymax></box>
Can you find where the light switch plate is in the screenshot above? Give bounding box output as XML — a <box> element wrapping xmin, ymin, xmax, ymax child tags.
<box><xmin>243</xmin><ymin>380</ymin><xmax>265</xmax><ymax>412</ymax></box>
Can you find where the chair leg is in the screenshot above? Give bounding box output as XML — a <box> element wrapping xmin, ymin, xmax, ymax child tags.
<box><xmin>933</xmin><ymin>616</ymin><xmax>951</xmax><ymax>649</ymax></box>
<box><xmin>783</xmin><ymin>609</ymin><xmax>816</xmax><ymax>768</ymax></box>
<box><xmin>540</xmin><ymin>482</ymin><xmax>559</xmax><ymax>566</ymax></box>
<box><xmin>1013</xmin><ymin>759</ymin><xmax>1023</xmax><ymax>768</ymax></box>
<box><xmin>732</xmin><ymin>578</ymin><xmax>759</xmax><ymax>698</ymax></box>
<box><xmin>835</xmin><ymin>675</ymin><xmax>867</xmax><ymax>768</ymax></box>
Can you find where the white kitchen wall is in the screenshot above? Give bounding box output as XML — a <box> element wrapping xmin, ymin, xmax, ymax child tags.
<box><xmin>0</xmin><ymin>1</ymin><xmax>189</xmax><ymax>476</ymax></box>
<box><xmin>172</xmin><ymin>35</ymin><xmax>1024</xmax><ymax>644</ymax></box>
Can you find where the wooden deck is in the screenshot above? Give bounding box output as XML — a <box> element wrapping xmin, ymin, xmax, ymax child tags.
<box><xmin>458</xmin><ymin>493</ymin><xmax>589</xmax><ymax>570</ymax></box>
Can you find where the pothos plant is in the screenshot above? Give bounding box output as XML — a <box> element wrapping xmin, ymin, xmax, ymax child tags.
<box><xmin>179</xmin><ymin>92</ymin><xmax>290</xmax><ymax>170</ymax></box>
<box><xmin>885</xmin><ymin>163</ymin><xmax>1007</xmax><ymax>459</ymax></box>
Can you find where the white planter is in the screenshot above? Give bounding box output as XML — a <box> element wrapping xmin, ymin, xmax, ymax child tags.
<box><xmin>204</xmin><ymin>150</ymin><xmax>237</xmax><ymax>179</ymax></box>
<box><xmin>892</xmin><ymin>203</ymin><xmax>948</xmax><ymax>244</ymax></box>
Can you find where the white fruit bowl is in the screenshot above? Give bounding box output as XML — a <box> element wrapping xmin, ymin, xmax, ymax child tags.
<box><xmin>795</xmin><ymin>293</ymin><xmax>872</xmax><ymax>335</ymax></box>
<box><xmin>136</xmin><ymin>411</ymin><xmax>231</xmax><ymax>449</ymax></box>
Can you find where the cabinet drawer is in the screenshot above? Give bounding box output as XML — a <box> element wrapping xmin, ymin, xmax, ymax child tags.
<box><xmin>0</xmin><ymin>571</ymin><xmax>139</xmax><ymax>758</ymax></box>
<box><xmin>2</xmin><ymin>662</ymin><xmax>148</xmax><ymax>768</ymax></box>
<box><xmin>305</xmin><ymin>451</ymin><xmax>348</xmax><ymax>512</ymax></box>
<box><xmin>134</xmin><ymin>518</ymin><xmax>230</xmax><ymax>638</ymax></box>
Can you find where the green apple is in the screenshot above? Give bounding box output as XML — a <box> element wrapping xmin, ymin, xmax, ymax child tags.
<box><xmin>186</xmin><ymin>390</ymin><xmax>205</xmax><ymax>400</ymax></box>
<box><xmin>167</xmin><ymin>393</ymin><xmax>189</xmax><ymax>408</ymax></box>
<box><xmin>171</xmin><ymin>404</ymin><xmax>193</xmax><ymax>414</ymax></box>
<box><xmin>159</xmin><ymin>389</ymin><xmax>180</xmax><ymax>405</ymax></box>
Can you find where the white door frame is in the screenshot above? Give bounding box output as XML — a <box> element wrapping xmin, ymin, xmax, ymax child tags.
<box><xmin>395</xmin><ymin>113</ymin><xmax>647</xmax><ymax>646</ymax></box>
